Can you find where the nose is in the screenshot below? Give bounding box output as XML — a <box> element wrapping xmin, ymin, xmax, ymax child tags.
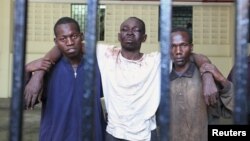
<box><xmin>126</xmin><ymin>29</ymin><xmax>133</xmax><ymax>35</ymax></box>
<box><xmin>65</xmin><ymin>37</ymin><xmax>74</xmax><ymax>45</ymax></box>
<box><xmin>176</xmin><ymin>46</ymin><xmax>182</xmax><ymax>54</ymax></box>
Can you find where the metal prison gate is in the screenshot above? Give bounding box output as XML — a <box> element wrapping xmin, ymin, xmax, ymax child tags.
<box><xmin>9</xmin><ymin>0</ymin><xmax>249</xmax><ymax>141</ymax></box>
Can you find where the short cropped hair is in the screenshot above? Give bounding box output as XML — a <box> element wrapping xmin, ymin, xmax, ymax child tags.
<box><xmin>171</xmin><ymin>27</ymin><xmax>192</xmax><ymax>44</ymax></box>
<box><xmin>124</xmin><ymin>17</ymin><xmax>146</xmax><ymax>34</ymax></box>
<box><xmin>53</xmin><ymin>17</ymin><xmax>81</xmax><ymax>36</ymax></box>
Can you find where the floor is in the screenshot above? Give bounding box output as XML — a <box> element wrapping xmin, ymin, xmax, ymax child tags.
<box><xmin>0</xmin><ymin>98</ymin><xmax>41</xmax><ymax>141</ymax></box>
<box><xmin>0</xmin><ymin>98</ymin><xmax>233</xmax><ymax>141</ymax></box>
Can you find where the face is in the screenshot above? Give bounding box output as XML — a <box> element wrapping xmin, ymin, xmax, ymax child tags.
<box><xmin>54</xmin><ymin>23</ymin><xmax>83</xmax><ymax>59</ymax></box>
<box><xmin>171</xmin><ymin>31</ymin><xmax>193</xmax><ymax>69</ymax></box>
<box><xmin>118</xmin><ymin>18</ymin><xmax>147</xmax><ymax>52</ymax></box>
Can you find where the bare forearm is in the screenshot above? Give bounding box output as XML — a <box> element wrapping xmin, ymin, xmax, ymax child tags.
<box><xmin>44</xmin><ymin>46</ymin><xmax>62</xmax><ymax>63</ymax></box>
<box><xmin>192</xmin><ymin>53</ymin><xmax>211</xmax><ymax>67</ymax></box>
<box><xmin>24</xmin><ymin>70</ymin><xmax>45</xmax><ymax>109</ymax></box>
<box><xmin>25</xmin><ymin>70</ymin><xmax>31</xmax><ymax>84</ymax></box>
<box><xmin>194</xmin><ymin>53</ymin><xmax>218</xmax><ymax>106</ymax></box>
<box><xmin>32</xmin><ymin>70</ymin><xmax>46</xmax><ymax>83</ymax></box>
<box><xmin>200</xmin><ymin>63</ymin><xmax>231</xmax><ymax>91</ymax></box>
<box><xmin>202</xmin><ymin>72</ymin><xmax>218</xmax><ymax>105</ymax></box>
<box><xmin>24</xmin><ymin>46</ymin><xmax>61</xmax><ymax>109</ymax></box>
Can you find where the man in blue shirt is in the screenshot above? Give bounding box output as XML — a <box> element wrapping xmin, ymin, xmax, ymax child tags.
<box><xmin>26</xmin><ymin>17</ymin><xmax>105</xmax><ymax>141</ymax></box>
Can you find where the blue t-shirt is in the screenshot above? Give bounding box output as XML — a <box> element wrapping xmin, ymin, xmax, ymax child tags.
<box><xmin>39</xmin><ymin>57</ymin><xmax>106</xmax><ymax>141</ymax></box>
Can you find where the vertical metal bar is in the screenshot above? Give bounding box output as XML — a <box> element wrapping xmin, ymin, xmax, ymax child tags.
<box><xmin>9</xmin><ymin>0</ymin><xmax>28</xmax><ymax>141</ymax></box>
<box><xmin>82</xmin><ymin>0</ymin><xmax>98</xmax><ymax>140</ymax></box>
<box><xmin>158</xmin><ymin>0</ymin><xmax>172</xmax><ymax>141</ymax></box>
<box><xmin>234</xmin><ymin>0</ymin><xmax>249</xmax><ymax>124</ymax></box>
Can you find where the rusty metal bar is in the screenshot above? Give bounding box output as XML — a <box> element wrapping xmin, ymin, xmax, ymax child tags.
<box><xmin>82</xmin><ymin>0</ymin><xmax>99</xmax><ymax>140</ymax></box>
<box><xmin>234</xmin><ymin>0</ymin><xmax>249</xmax><ymax>124</ymax></box>
<box><xmin>9</xmin><ymin>0</ymin><xmax>28</xmax><ymax>141</ymax></box>
<box><xmin>158</xmin><ymin>0</ymin><xmax>172</xmax><ymax>140</ymax></box>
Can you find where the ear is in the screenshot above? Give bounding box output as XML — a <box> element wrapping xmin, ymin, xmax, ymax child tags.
<box><xmin>80</xmin><ymin>32</ymin><xmax>84</xmax><ymax>41</ymax></box>
<box><xmin>190</xmin><ymin>44</ymin><xmax>193</xmax><ymax>52</ymax></box>
<box><xmin>141</xmin><ymin>34</ymin><xmax>147</xmax><ymax>43</ymax></box>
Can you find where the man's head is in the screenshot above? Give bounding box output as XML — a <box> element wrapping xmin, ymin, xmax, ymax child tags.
<box><xmin>118</xmin><ymin>17</ymin><xmax>147</xmax><ymax>52</ymax></box>
<box><xmin>54</xmin><ymin>17</ymin><xmax>83</xmax><ymax>59</ymax></box>
<box><xmin>171</xmin><ymin>27</ymin><xmax>193</xmax><ymax>70</ymax></box>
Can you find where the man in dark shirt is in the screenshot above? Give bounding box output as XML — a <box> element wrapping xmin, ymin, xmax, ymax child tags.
<box><xmin>25</xmin><ymin>17</ymin><xmax>105</xmax><ymax>141</ymax></box>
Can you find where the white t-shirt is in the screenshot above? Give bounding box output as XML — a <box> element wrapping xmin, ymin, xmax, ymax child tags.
<box><xmin>97</xmin><ymin>44</ymin><xmax>161</xmax><ymax>141</ymax></box>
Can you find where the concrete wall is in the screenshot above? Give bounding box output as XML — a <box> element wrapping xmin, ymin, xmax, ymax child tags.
<box><xmin>0</xmin><ymin>1</ymin><xmax>236</xmax><ymax>97</ymax></box>
<box><xmin>0</xmin><ymin>0</ymin><xmax>13</xmax><ymax>98</ymax></box>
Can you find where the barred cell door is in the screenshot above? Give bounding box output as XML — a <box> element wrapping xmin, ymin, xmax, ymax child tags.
<box><xmin>9</xmin><ymin>0</ymin><xmax>249</xmax><ymax>141</ymax></box>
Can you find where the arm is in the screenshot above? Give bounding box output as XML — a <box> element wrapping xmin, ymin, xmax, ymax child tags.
<box><xmin>25</xmin><ymin>57</ymin><xmax>54</xmax><ymax>84</ymax></box>
<box><xmin>192</xmin><ymin>53</ymin><xmax>219</xmax><ymax>106</ymax></box>
<box><xmin>26</xmin><ymin>58</ymin><xmax>55</xmax><ymax>73</ymax></box>
<box><xmin>192</xmin><ymin>53</ymin><xmax>211</xmax><ymax>66</ymax></box>
<box><xmin>200</xmin><ymin>63</ymin><xmax>233</xmax><ymax>120</ymax></box>
<box><xmin>24</xmin><ymin>46</ymin><xmax>62</xmax><ymax>109</ymax></box>
<box><xmin>43</xmin><ymin>46</ymin><xmax>62</xmax><ymax>63</ymax></box>
<box><xmin>25</xmin><ymin>66</ymin><xmax>32</xmax><ymax>85</ymax></box>
<box><xmin>200</xmin><ymin>63</ymin><xmax>231</xmax><ymax>92</ymax></box>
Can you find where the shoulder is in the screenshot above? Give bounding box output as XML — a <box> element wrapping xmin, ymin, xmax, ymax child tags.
<box><xmin>55</xmin><ymin>57</ymin><xmax>65</xmax><ymax>66</ymax></box>
<box><xmin>97</xmin><ymin>43</ymin><xmax>121</xmax><ymax>56</ymax></box>
<box><xmin>145</xmin><ymin>51</ymin><xmax>160</xmax><ymax>58</ymax></box>
<box><xmin>97</xmin><ymin>43</ymin><xmax>119</xmax><ymax>50</ymax></box>
<box><xmin>49</xmin><ymin>57</ymin><xmax>67</xmax><ymax>74</ymax></box>
<box><xmin>143</xmin><ymin>51</ymin><xmax>161</xmax><ymax>64</ymax></box>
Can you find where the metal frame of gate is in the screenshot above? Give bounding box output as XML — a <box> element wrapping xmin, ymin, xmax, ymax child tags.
<box><xmin>9</xmin><ymin>0</ymin><xmax>249</xmax><ymax>141</ymax></box>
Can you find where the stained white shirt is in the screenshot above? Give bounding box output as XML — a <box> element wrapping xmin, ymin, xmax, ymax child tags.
<box><xmin>97</xmin><ymin>44</ymin><xmax>161</xmax><ymax>141</ymax></box>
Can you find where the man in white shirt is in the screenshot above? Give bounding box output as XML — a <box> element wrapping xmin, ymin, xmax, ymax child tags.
<box><xmin>96</xmin><ymin>17</ymin><xmax>161</xmax><ymax>140</ymax></box>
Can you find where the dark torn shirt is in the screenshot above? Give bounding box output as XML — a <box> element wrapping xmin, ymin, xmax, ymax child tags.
<box><xmin>169</xmin><ymin>62</ymin><xmax>233</xmax><ymax>141</ymax></box>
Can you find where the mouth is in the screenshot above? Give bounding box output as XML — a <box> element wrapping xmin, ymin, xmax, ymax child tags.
<box><xmin>125</xmin><ymin>41</ymin><xmax>133</xmax><ymax>44</ymax></box>
<box><xmin>124</xmin><ymin>37</ymin><xmax>134</xmax><ymax>42</ymax></box>
<box><xmin>66</xmin><ymin>48</ymin><xmax>76</xmax><ymax>53</ymax></box>
<box><xmin>174</xmin><ymin>58</ymin><xmax>184</xmax><ymax>62</ymax></box>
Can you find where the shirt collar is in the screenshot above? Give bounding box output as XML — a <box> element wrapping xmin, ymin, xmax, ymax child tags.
<box><xmin>170</xmin><ymin>62</ymin><xmax>196</xmax><ymax>81</ymax></box>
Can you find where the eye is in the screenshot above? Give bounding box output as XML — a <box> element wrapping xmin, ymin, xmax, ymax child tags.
<box><xmin>171</xmin><ymin>45</ymin><xmax>177</xmax><ymax>48</ymax></box>
<box><xmin>121</xmin><ymin>27</ymin><xmax>129</xmax><ymax>32</ymax></box>
<box><xmin>133</xmin><ymin>28</ymin><xmax>141</xmax><ymax>32</ymax></box>
<box><xmin>58</xmin><ymin>37</ymin><xmax>66</xmax><ymax>42</ymax></box>
<box><xmin>72</xmin><ymin>34</ymin><xmax>79</xmax><ymax>39</ymax></box>
<box><xmin>180</xmin><ymin>43</ymin><xmax>189</xmax><ymax>48</ymax></box>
